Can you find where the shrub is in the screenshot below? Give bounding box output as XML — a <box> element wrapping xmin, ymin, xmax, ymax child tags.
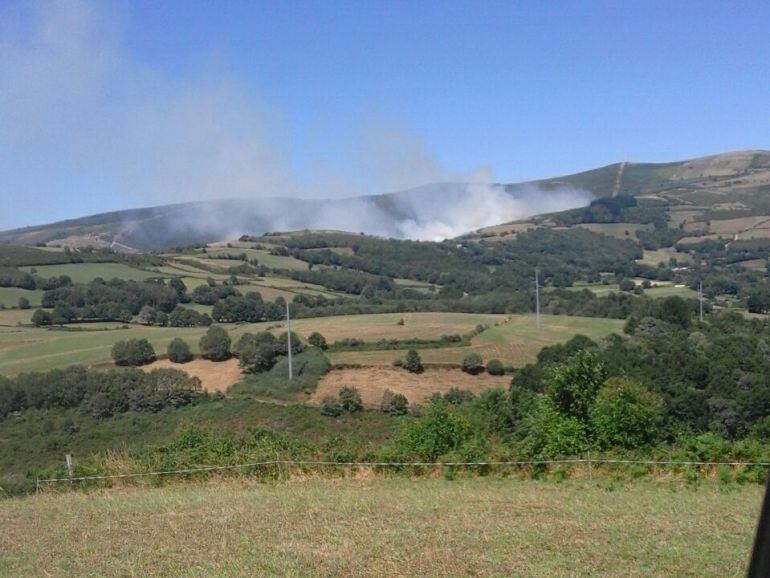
<box><xmin>234</xmin><ymin>332</ymin><xmax>279</xmax><ymax>373</ymax></box>
<box><xmin>111</xmin><ymin>338</ymin><xmax>156</xmax><ymax>366</ymax></box>
<box><xmin>381</xmin><ymin>389</ymin><xmax>408</xmax><ymax>415</ymax></box>
<box><xmin>396</xmin><ymin>398</ymin><xmax>473</xmax><ymax>460</ymax></box>
<box><xmin>31</xmin><ymin>308</ymin><xmax>52</xmax><ymax>326</ymax></box>
<box><xmin>403</xmin><ymin>348</ymin><xmax>424</xmax><ymax>373</ymax></box>
<box><xmin>199</xmin><ymin>326</ymin><xmax>231</xmax><ymax>361</ymax></box>
<box><xmin>167</xmin><ymin>337</ymin><xmax>193</xmax><ymax>363</ymax></box>
<box><xmin>17</xmin><ymin>297</ymin><xmax>30</xmax><ymax>310</ymax></box>
<box><xmin>320</xmin><ymin>395</ymin><xmax>342</xmax><ymax>417</ymax></box>
<box><xmin>443</xmin><ymin>387</ymin><xmax>475</xmax><ymax>405</ymax></box>
<box><xmin>589</xmin><ymin>377</ymin><xmax>664</xmax><ymax>449</ymax></box>
<box><xmin>307</xmin><ymin>331</ymin><xmax>328</xmax><ymax>350</ymax></box>
<box><xmin>486</xmin><ymin>358</ymin><xmax>504</xmax><ymax>375</ymax></box>
<box><xmin>461</xmin><ymin>353</ymin><xmax>484</xmax><ymax>375</ymax></box>
<box><xmin>339</xmin><ymin>386</ymin><xmax>363</xmax><ymax>413</ymax></box>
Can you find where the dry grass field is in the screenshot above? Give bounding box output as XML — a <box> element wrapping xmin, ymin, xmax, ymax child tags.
<box><xmin>142</xmin><ymin>358</ymin><xmax>243</xmax><ymax>393</ymax></box>
<box><xmin>330</xmin><ymin>314</ymin><xmax>624</xmax><ymax>367</ymax></box>
<box><xmin>0</xmin><ymin>478</ymin><xmax>761</xmax><ymax>577</ymax></box>
<box><xmin>312</xmin><ymin>367</ymin><xmax>509</xmax><ymax>407</ymax></box>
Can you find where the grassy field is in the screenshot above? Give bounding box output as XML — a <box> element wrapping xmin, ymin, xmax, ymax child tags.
<box><xmin>330</xmin><ymin>314</ymin><xmax>624</xmax><ymax>367</ymax></box>
<box><xmin>0</xmin><ymin>312</ymin><xmax>508</xmax><ymax>375</ymax></box>
<box><xmin>287</xmin><ymin>312</ymin><xmax>507</xmax><ymax>343</ymax></box>
<box><xmin>19</xmin><ymin>262</ymin><xmax>159</xmax><ymax>283</ymax></box>
<box><xmin>0</xmin><ymin>287</ymin><xmax>43</xmax><ymax>308</ymax></box>
<box><xmin>0</xmin><ymin>478</ymin><xmax>761</xmax><ymax>577</ymax></box>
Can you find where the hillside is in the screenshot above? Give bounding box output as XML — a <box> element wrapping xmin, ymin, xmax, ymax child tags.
<box><xmin>3</xmin><ymin>150</ymin><xmax>768</xmax><ymax>250</ymax></box>
<box><xmin>480</xmin><ymin>150</ymin><xmax>770</xmax><ymax>239</ymax></box>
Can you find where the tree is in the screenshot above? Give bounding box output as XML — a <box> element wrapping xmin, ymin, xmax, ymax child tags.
<box><xmin>199</xmin><ymin>326</ymin><xmax>231</xmax><ymax>361</ymax></box>
<box><xmin>308</xmin><ymin>331</ymin><xmax>328</xmax><ymax>350</ymax></box>
<box><xmin>461</xmin><ymin>353</ymin><xmax>484</xmax><ymax>375</ymax></box>
<box><xmin>138</xmin><ymin>305</ymin><xmax>157</xmax><ymax>325</ymax></box>
<box><xmin>17</xmin><ymin>297</ymin><xmax>30</xmax><ymax>310</ymax></box>
<box><xmin>167</xmin><ymin>337</ymin><xmax>193</xmax><ymax>363</ymax></box>
<box><xmin>112</xmin><ymin>338</ymin><xmax>156</xmax><ymax>366</ymax></box>
<box><xmin>31</xmin><ymin>308</ymin><xmax>52</xmax><ymax>326</ymax></box>
<box><xmin>589</xmin><ymin>378</ymin><xmax>664</xmax><ymax>449</ymax></box>
<box><xmin>546</xmin><ymin>350</ymin><xmax>606</xmax><ymax>423</ymax></box>
<box><xmin>339</xmin><ymin>386</ymin><xmax>363</xmax><ymax>413</ymax></box>
<box><xmin>403</xmin><ymin>348</ymin><xmax>424</xmax><ymax>373</ymax></box>
<box><xmin>486</xmin><ymin>359</ymin><xmax>504</xmax><ymax>375</ymax></box>
<box><xmin>618</xmin><ymin>278</ymin><xmax>636</xmax><ymax>292</ymax></box>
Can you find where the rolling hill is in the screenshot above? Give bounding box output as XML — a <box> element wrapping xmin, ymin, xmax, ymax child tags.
<box><xmin>1</xmin><ymin>150</ymin><xmax>768</xmax><ymax>250</ymax></box>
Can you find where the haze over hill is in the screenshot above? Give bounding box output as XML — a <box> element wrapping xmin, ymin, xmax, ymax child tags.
<box><xmin>1</xmin><ymin>150</ymin><xmax>768</xmax><ymax>250</ymax></box>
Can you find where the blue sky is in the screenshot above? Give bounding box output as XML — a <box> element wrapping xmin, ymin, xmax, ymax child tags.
<box><xmin>1</xmin><ymin>0</ymin><xmax>769</xmax><ymax>229</ymax></box>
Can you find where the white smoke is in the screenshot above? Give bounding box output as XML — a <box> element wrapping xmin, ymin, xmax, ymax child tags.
<box><xmin>0</xmin><ymin>0</ymin><xmax>594</xmax><ymax>241</ymax></box>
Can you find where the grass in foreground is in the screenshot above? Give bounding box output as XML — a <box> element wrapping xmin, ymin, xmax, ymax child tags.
<box><xmin>0</xmin><ymin>477</ymin><xmax>761</xmax><ymax>577</ymax></box>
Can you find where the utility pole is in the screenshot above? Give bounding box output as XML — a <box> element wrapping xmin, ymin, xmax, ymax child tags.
<box><xmin>286</xmin><ymin>301</ymin><xmax>293</xmax><ymax>380</ymax></box>
<box><xmin>699</xmin><ymin>279</ymin><xmax>704</xmax><ymax>323</ymax></box>
<box><xmin>535</xmin><ymin>268</ymin><xmax>541</xmax><ymax>329</ymax></box>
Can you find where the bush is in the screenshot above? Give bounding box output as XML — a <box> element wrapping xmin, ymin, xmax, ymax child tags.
<box><xmin>403</xmin><ymin>348</ymin><xmax>424</xmax><ymax>373</ymax></box>
<box><xmin>339</xmin><ymin>386</ymin><xmax>363</xmax><ymax>413</ymax></box>
<box><xmin>17</xmin><ymin>297</ymin><xmax>30</xmax><ymax>310</ymax></box>
<box><xmin>111</xmin><ymin>338</ymin><xmax>156</xmax><ymax>366</ymax></box>
<box><xmin>320</xmin><ymin>395</ymin><xmax>342</xmax><ymax>417</ymax></box>
<box><xmin>199</xmin><ymin>326</ymin><xmax>231</xmax><ymax>361</ymax></box>
<box><xmin>381</xmin><ymin>389</ymin><xmax>408</xmax><ymax>415</ymax></box>
<box><xmin>234</xmin><ymin>332</ymin><xmax>278</xmax><ymax>373</ymax></box>
<box><xmin>167</xmin><ymin>337</ymin><xmax>193</xmax><ymax>363</ymax></box>
<box><xmin>486</xmin><ymin>358</ymin><xmax>504</xmax><ymax>375</ymax></box>
<box><xmin>307</xmin><ymin>331</ymin><xmax>328</xmax><ymax>350</ymax></box>
<box><xmin>461</xmin><ymin>353</ymin><xmax>484</xmax><ymax>375</ymax></box>
<box><xmin>589</xmin><ymin>377</ymin><xmax>664</xmax><ymax>449</ymax></box>
<box><xmin>443</xmin><ymin>387</ymin><xmax>475</xmax><ymax>405</ymax></box>
<box><xmin>31</xmin><ymin>308</ymin><xmax>52</xmax><ymax>326</ymax></box>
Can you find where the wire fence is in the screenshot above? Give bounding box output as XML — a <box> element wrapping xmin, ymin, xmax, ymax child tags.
<box><xmin>35</xmin><ymin>456</ymin><xmax>770</xmax><ymax>493</ymax></box>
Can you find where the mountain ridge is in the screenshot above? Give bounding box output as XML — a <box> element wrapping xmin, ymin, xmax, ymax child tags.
<box><xmin>2</xmin><ymin>150</ymin><xmax>768</xmax><ymax>249</ymax></box>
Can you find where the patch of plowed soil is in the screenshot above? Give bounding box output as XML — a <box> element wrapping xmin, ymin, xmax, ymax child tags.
<box><xmin>142</xmin><ymin>358</ymin><xmax>243</xmax><ymax>393</ymax></box>
<box><xmin>311</xmin><ymin>366</ymin><xmax>509</xmax><ymax>408</ymax></box>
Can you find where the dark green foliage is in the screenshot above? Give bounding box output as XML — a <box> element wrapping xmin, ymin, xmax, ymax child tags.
<box><xmin>618</xmin><ymin>278</ymin><xmax>636</xmax><ymax>292</ymax></box>
<box><xmin>443</xmin><ymin>388</ymin><xmax>475</xmax><ymax>405</ymax></box>
<box><xmin>461</xmin><ymin>353</ymin><xmax>484</xmax><ymax>375</ymax></box>
<box><xmin>235</xmin><ymin>332</ymin><xmax>278</xmax><ymax>373</ymax></box>
<box><xmin>320</xmin><ymin>396</ymin><xmax>342</xmax><ymax>417</ymax></box>
<box><xmin>229</xmin><ymin>348</ymin><xmax>330</xmax><ymax>399</ymax></box>
<box><xmin>546</xmin><ymin>350</ymin><xmax>606</xmax><ymax>423</ymax></box>
<box><xmin>199</xmin><ymin>326</ymin><xmax>231</xmax><ymax>361</ymax></box>
<box><xmin>0</xmin><ymin>365</ymin><xmax>202</xmax><ymax>420</ymax></box>
<box><xmin>403</xmin><ymin>348</ymin><xmax>424</xmax><ymax>373</ymax></box>
<box><xmin>486</xmin><ymin>359</ymin><xmax>504</xmax><ymax>375</ymax></box>
<box><xmin>168</xmin><ymin>306</ymin><xmax>212</xmax><ymax>327</ymax></box>
<box><xmin>31</xmin><ymin>308</ymin><xmax>52</xmax><ymax>326</ymax></box>
<box><xmin>308</xmin><ymin>331</ymin><xmax>328</xmax><ymax>350</ymax></box>
<box><xmin>167</xmin><ymin>338</ymin><xmax>193</xmax><ymax>363</ymax></box>
<box><xmin>339</xmin><ymin>386</ymin><xmax>363</xmax><ymax>413</ymax></box>
<box><xmin>589</xmin><ymin>378</ymin><xmax>664</xmax><ymax>449</ymax></box>
<box><xmin>17</xmin><ymin>297</ymin><xmax>30</xmax><ymax>309</ymax></box>
<box><xmin>396</xmin><ymin>398</ymin><xmax>474</xmax><ymax>460</ymax></box>
<box><xmin>112</xmin><ymin>338</ymin><xmax>156</xmax><ymax>366</ymax></box>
